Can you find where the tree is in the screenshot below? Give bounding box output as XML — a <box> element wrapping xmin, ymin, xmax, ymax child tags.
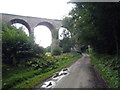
<box><xmin>59</xmin><ymin>38</ymin><xmax>72</xmax><ymax>53</ymax></box>
<box><xmin>2</xmin><ymin>24</ymin><xmax>45</xmax><ymax>65</ymax></box>
<box><xmin>63</xmin><ymin>2</ymin><xmax>120</xmax><ymax>55</ymax></box>
<box><xmin>59</xmin><ymin>27</ymin><xmax>72</xmax><ymax>53</ymax></box>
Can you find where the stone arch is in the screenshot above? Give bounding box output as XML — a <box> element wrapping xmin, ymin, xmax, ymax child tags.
<box><xmin>36</xmin><ymin>22</ymin><xmax>55</xmax><ymax>31</ymax></box>
<box><xmin>35</xmin><ymin>22</ymin><xmax>59</xmax><ymax>51</ymax></box>
<box><xmin>36</xmin><ymin>22</ymin><xmax>58</xmax><ymax>39</ymax></box>
<box><xmin>34</xmin><ymin>24</ymin><xmax>52</xmax><ymax>48</ymax></box>
<box><xmin>10</xmin><ymin>19</ymin><xmax>31</xmax><ymax>34</ymax></box>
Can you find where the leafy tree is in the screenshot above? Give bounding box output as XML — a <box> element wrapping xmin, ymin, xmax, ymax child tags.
<box><xmin>59</xmin><ymin>27</ymin><xmax>72</xmax><ymax>53</ymax></box>
<box><xmin>59</xmin><ymin>38</ymin><xmax>72</xmax><ymax>53</ymax></box>
<box><xmin>52</xmin><ymin>47</ymin><xmax>62</xmax><ymax>56</ymax></box>
<box><xmin>62</xmin><ymin>3</ymin><xmax>120</xmax><ymax>88</ymax></box>
<box><xmin>2</xmin><ymin>24</ymin><xmax>45</xmax><ymax>65</ymax></box>
<box><xmin>63</xmin><ymin>2</ymin><xmax>120</xmax><ymax>55</ymax></box>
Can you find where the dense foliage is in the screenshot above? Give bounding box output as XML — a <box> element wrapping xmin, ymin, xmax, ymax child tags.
<box><xmin>45</xmin><ymin>46</ymin><xmax>51</xmax><ymax>52</ymax></box>
<box><xmin>91</xmin><ymin>53</ymin><xmax>120</xmax><ymax>88</ymax></box>
<box><xmin>2</xmin><ymin>24</ymin><xmax>45</xmax><ymax>66</ymax></box>
<box><xmin>63</xmin><ymin>2</ymin><xmax>120</xmax><ymax>55</ymax></box>
<box><xmin>52</xmin><ymin>47</ymin><xmax>62</xmax><ymax>55</ymax></box>
<box><xmin>59</xmin><ymin>27</ymin><xmax>73</xmax><ymax>53</ymax></box>
<box><xmin>62</xmin><ymin>2</ymin><xmax>120</xmax><ymax>88</ymax></box>
<box><xmin>3</xmin><ymin>54</ymin><xmax>81</xmax><ymax>89</ymax></box>
<box><xmin>2</xmin><ymin>23</ymin><xmax>82</xmax><ymax>89</ymax></box>
<box><xmin>59</xmin><ymin>38</ymin><xmax>72</xmax><ymax>53</ymax></box>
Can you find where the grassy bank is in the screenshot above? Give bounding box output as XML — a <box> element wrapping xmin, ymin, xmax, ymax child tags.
<box><xmin>3</xmin><ymin>54</ymin><xmax>81</xmax><ymax>89</ymax></box>
<box><xmin>90</xmin><ymin>53</ymin><xmax>120</xmax><ymax>88</ymax></box>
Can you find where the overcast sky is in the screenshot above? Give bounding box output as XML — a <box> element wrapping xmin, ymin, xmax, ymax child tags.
<box><xmin>1</xmin><ymin>0</ymin><xmax>74</xmax><ymax>19</ymax></box>
<box><xmin>1</xmin><ymin>0</ymin><xmax>74</xmax><ymax>48</ymax></box>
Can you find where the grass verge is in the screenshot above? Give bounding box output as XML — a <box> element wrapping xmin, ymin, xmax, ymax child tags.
<box><xmin>90</xmin><ymin>53</ymin><xmax>120</xmax><ymax>88</ymax></box>
<box><xmin>3</xmin><ymin>54</ymin><xmax>81</xmax><ymax>89</ymax></box>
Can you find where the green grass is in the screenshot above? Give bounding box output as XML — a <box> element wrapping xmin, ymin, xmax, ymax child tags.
<box><xmin>3</xmin><ymin>54</ymin><xmax>81</xmax><ymax>89</ymax></box>
<box><xmin>90</xmin><ymin>53</ymin><xmax>120</xmax><ymax>88</ymax></box>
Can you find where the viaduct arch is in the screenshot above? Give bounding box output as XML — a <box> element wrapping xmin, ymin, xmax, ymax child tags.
<box><xmin>1</xmin><ymin>13</ymin><xmax>62</xmax><ymax>51</ymax></box>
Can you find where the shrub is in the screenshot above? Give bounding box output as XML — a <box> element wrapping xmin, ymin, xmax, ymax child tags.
<box><xmin>26</xmin><ymin>54</ymin><xmax>55</xmax><ymax>70</ymax></box>
<box><xmin>2</xmin><ymin>24</ymin><xmax>45</xmax><ymax>66</ymax></box>
<box><xmin>52</xmin><ymin>47</ymin><xmax>62</xmax><ymax>56</ymax></box>
<box><xmin>59</xmin><ymin>38</ymin><xmax>72</xmax><ymax>53</ymax></box>
<box><xmin>33</xmin><ymin>44</ymin><xmax>45</xmax><ymax>56</ymax></box>
<box><xmin>45</xmin><ymin>46</ymin><xmax>51</xmax><ymax>52</ymax></box>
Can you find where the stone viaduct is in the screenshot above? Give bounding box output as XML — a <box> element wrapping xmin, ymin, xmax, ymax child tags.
<box><xmin>1</xmin><ymin>13</ymin><xmax>62</xmax><ymax>51</ymax></box>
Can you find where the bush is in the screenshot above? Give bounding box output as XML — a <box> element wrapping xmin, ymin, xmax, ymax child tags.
<box><xmin>45</xmin><ymin>46</ymin><xmax>51</xmax><ymax>52</ymax></box>
<box><xmin>2</xmin><ymin>24</ymin><xmax>45</xmax><ymax>66</ymax></box>
<box><xmin>52</xmin><ymin>47</ymin><xmax>62</xmax><ymax>56</ymax></box>
<box><xmin>33</xmin><ymin>44</ymin><xmax>45</xmax><ymax>56</ymax></box>
<box><xmin>59</xmin><ymin>38</ymin><xmax>72</xmax><ymax>53</ymax></box>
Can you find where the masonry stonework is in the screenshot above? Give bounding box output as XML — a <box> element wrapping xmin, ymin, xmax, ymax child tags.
<box><xmin>2</xmin><ymin>13</ymin><xmax>62</xmax><ymax>52</ymax></box>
